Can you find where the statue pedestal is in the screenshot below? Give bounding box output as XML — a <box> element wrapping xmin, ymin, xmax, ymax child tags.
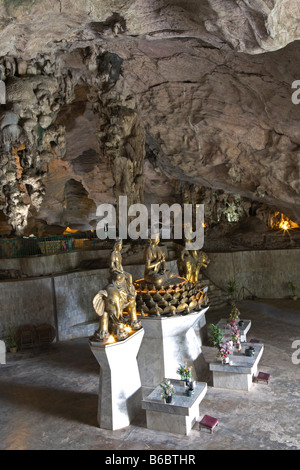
<box><xmin>138</xmin><ymin>308</ymin><xmax>209</xmax><ymax>387</ymax></box>
<box><xmin>209</xmin><ymin>343</ymin><xmax>264</xmax><ymax>391</ymax></box>
<box><xmin>89</xmin><ymin>328</ymin><xmax>144</xmax><ymax>430</ymax></box>
<box><xmin>216</xmin><ymin>318</ymin><xmax>252</xmax><ymax>342</ymax></box>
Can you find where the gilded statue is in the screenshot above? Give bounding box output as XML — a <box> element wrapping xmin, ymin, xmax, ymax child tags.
<box><xmin>144</xmin><ymin>232</ymin><xmax>176</xmax><ymax>287</ymax></box>
<box><xmin>92</xmin><ymin>239</ymin><xmax>141</xmax><ymax>342</ymax></box>
<box><xmin>178</xmin><ymin>246</ymin><xmax>210</xmax><ymax>284</ymax></box>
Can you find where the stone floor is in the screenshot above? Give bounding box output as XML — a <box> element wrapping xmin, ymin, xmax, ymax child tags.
<box><xmin>0</xmin><ymin>299</ymin><xmax>299</xmax><ymax>451</ymax></box>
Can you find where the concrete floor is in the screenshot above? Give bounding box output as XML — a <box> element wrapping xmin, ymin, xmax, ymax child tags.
<box><xmin>0</xmin><ymin>299</ymin><xmax>299</xmax><ymax>451</ymax></box>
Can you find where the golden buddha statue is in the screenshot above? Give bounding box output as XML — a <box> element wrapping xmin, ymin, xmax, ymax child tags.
<box><xmin>144</xmin><ymin>232</ymin><xmax>176</xmax><ymax>287</ymax></box>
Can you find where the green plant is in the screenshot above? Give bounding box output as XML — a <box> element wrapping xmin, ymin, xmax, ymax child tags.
<box><xmin>159</xmin><ymin>380</ymin><xmax>176</xmax><ymax>399</ymax></box>
<box><xmin>6</xmin><ymin>326</ymin><xmax>17</xmax><ymax>349</ymax></box>
<box><xmin>208</xmin><ymin>324</ymin><xmax>223</xmax><ymax>349</ymax></box>
<box><xmin>227</xmin><ymin>279</ymin><xmax>237</xmax><ymax>296</ymax></box>
<box><xmin>288</xmin><ymin>281</ymin><xmax>296</xmax><ymax>295</ymax></box>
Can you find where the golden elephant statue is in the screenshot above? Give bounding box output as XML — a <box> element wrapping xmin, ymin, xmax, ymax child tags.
<box><xmin>92</xmin><ymin>274</ymin><xmax>141</xmax><ymax>342</ymax></box>
<box><xmin>177</xmin><ymin>248</ymin><xmax>210</xmax><ymax>284</ymax></box>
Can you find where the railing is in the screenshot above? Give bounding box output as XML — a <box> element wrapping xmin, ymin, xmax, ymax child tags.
<box><xmin>0</xmin><ymin>231</ymin><xmax>112</xmax><ymax>259</ymax></box>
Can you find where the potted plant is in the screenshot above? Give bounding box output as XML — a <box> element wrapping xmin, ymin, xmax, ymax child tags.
<box><xmin>160</xmin><ymin>379</ymin><xmax>176</xmax><ymax>403</ymax></box>
<box><xmin>208</xmin><ymin>323</ymin><xmax>233</xmax><ymax>363</ymax></box>
<box><xmin>288</xmin><ymin>281</ymin><xmax>297</xmax><ymax>301</ymax></box>
<box><xmin>226</xmin><ymin>279</ymin><xmax>237</xmax><ymax>305</ymax></box>
<box><xmin>6</xmin><ymin>326</ymin><xmax>17</xmax><ymax>353</ymax></box>
<box><xmin>208</xmin><ymin>323</ymin><xmax>223</xmax><ymax>349</ymax></box>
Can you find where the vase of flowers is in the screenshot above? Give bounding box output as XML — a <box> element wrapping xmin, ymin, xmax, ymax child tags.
<box><xmin>229</xmin><ymin>302</ymin><xmax>240</xmax><ymax>322</ymax></box>
<box><xmin>218</xmin><ymin>341</ymin><xmax>233</xmax><ymax>364</ymax></box>
<box><xmin>227</xmin><ymin>320</ymin><xmax>241</xmax><ymax>351</ymax></box>
<box><xmin>160</xmin><ymin>380</ymin><xmax>176</xmax><ymax>404</ymax></box>
<box><xmin>177</xmin><ymin>362</ymin><xmax>193</xmax><ymax>385</ymax></box>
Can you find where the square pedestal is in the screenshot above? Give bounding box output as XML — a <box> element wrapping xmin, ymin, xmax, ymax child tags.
<box><xmin>209</xmin><ymin>343</ymin><xmax>264</xmax><ymax>391</ymax></box>
<box><xmin>216</xmin><ymin>318</ymin><xmax>251</xmax><ymax>342</ymax></box>
<box><xmin>89</xmin><ymin>328</ymin><xmax>144</xmax><ymax>430</ymax></box>
<box><xmin>138</xmin><ymin>308</ymin><xmax>208</xmax><ymax>387</ymax></box>
<box><xmin>142</xmin><ymin>379</ymin><xmax>207</xmax><ymax>435</ymax></box>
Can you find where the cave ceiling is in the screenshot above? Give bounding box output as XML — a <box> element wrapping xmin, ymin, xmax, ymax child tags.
<box><xmin>0</xmin><ymin>0</ymin><xmax>299</xmax><ymax>238</ymax></box>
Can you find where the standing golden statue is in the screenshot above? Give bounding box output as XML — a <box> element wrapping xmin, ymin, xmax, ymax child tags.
<box><xmin>144</xmin><ymin>232</ymin><xmax>176</xmax><ymax>287</ymax></box>
<box><xmin>92</xmin><ymin>239</ymin><xmax>141</xmax><ymax>342</ymax></box>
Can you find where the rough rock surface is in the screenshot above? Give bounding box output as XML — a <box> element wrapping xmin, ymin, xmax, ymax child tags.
<box><xmin>0</xmin><ymin>0</ymin><xmax>299</xmax><ymax>240</ymax></box>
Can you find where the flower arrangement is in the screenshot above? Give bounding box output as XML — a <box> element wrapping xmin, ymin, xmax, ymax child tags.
<box><xmin>229</xmin><ymin>302</ymin><xmax>240</xmax><ymax>322</ymax></box>
<box><xmin>217</xmin><ymin>341</ymin><xmax>233</xmax><ymax>361</ymax></box>
<box><xmin>160</xmin><ymin>380</ymin><xmax>176</xmax><ymax>399</ymax></box>
<box><xmin>227</xmin><ymin>320</ymin><xmax>240</xmax><ymax>344</ymax></box>
<box><xmin>177</xmin><ymin>362</ymin><xmax>193</xmax><ymax>381</ymax></box>
<box><xmin>208</xmin><ymin>323</ymin><xmax>233</xmax><ymax>362</ymax></box>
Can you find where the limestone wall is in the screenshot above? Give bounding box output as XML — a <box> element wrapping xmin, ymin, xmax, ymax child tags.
<box><xmin>0</xmin><ymin>249</ymin><xmax>299</xmax><ymax>343</ymax></box>
<box><xmin>0</xmin><ymin>277</ymin><xmax>55</xmax><ymax>339</ymax></box>
<box><xmin>205</xmin><ymin>249</ymin><xmax>300</xmax><ymax>300</ymax></box>
<box><xmin>0</xmin><ymin>249</ymin><xmax>111</xmax><ymax>277</ymax></box>
<box><xmin>0</xmin><ymin>260</ymin><xmax>177</xmax><ymax>341</ymax></box>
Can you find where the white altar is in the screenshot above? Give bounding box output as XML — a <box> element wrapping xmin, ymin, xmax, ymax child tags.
<box><xmin>209</xmin><ymin>342</ymin><xmax>264</xmax><ymax>391</ymax></box>
<box><xmin>89</xmin><ymin>328</ymin><xmax>144</xmax><ymax>430</ymax></box>
<box><xmin>138</xmin><ymin>307</ymin><xmax>209</xmax><ymax>387</ymax></box>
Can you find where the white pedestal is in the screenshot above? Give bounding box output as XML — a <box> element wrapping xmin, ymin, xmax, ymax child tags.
<box><xmin>142</xmin><ymin>379</ymin><xmax>207</xmax><ymax>435</ymax></box>
<box><xmin>138</xmin><ymin>308</ymin><xmax>209</xmax><ymax>387</ymax></box>
<box><xmin>0</xmin><ymin>340</ymin><xmax>6</xmax><ymax>364</ymax></box>
<box><xmin>216</xmin><ymin>319</ymin><xmax>251</xmax><ymax>342</ymax></box>
<box><xmin>89</xmin><ymin>328</ymin><xmax>144</xmax><ymax>430</ymax></box>
<box><xmin>209</xmin><ymin>343</ymin><xmax>264</xmax><ymax>391</ymax></box>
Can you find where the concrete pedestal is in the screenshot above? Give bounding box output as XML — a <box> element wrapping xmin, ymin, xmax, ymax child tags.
<box><xmin>89</xmin><ymin>328</ymin><xmax>144</xmax><ymax>430</ymax></box>
<box><xmin>0</xmin><ymin>340</ymin><xmax>6</xmax><ymax>364</ymax></box>
<box><xmin>216</xmin><ymin>318</ymin><xmax>251</xmax><ymax>342</ymax></box>
<box><xmin>209</xmin><ymin>343</ymin><xmax>264</xmax><ymax>391</ymax></box>
<box><xmin>142</xmin><ymin>379</ymin><xmax>207</xmax><ymax>435</ymax></box>
<box><xmin>138</xmin><ymin>308</ymin><xmax>208</xmax><ymax>387</ymax></box>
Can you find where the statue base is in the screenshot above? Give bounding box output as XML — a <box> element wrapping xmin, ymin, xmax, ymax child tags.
<box><xmin>134</xmin><ymin>277</ymin><xmax>206</xmax><ymax>316</ymax></box>
<box><xmin>89</xmin><ymin>328</ymin><xmax>144</xmax><ymax>430</ymax></box>
<box><xmin>137</xmin><ymin>307</ymin><xmax>209</xmax><ymax>387</ymax></box>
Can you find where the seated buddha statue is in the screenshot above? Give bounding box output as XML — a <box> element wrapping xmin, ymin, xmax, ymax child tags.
<box><xmin>144</xmin><ymin>232</ymin><xmax>176</xmax><ymax>287</ymax></box>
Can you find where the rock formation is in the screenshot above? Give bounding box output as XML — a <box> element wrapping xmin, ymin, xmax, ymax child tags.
<box><xmin>0</xmin><ymin>1</ymin><xmax>299</xmax><ymax>246</ymax></box>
